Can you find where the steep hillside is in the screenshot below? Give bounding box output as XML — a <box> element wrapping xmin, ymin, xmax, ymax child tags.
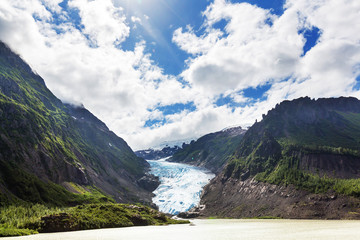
<box><xmin>0</xmin><ymin>41</ymin><xmax>152</xmax><ymax>206</ymax></box>
<box><xmin>170</xmin><ymin>127</ymin><xmax>246</xmax><ymax>173</ymax></box>
<box><xmin>199</xmin><ymin>97</ymin><xmax>360</xmax><ymax>219</ymax></box>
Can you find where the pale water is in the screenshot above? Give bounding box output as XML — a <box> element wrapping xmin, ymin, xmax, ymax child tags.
<box><xmin>147</xmin><ymin>158</ymin><xmax>215</xmax><ymax>214</ymax></box>
<box><xmin>4</xmin><ymin>219</ymin><xmax>360</xmax><ymax>240</ymax></box>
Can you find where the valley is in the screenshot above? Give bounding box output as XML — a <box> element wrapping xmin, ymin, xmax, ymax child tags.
<box><xmin>1</xmin><ymin>39</ymin><xmax>360</xmax><ymax>237</ymax></box>
<box><xmin>1</xmin><ymin>0</ymin><xmax>360</xmax><ymax>239</ymax></box>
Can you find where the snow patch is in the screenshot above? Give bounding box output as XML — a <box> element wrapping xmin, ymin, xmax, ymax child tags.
<box><xmin>151</xmin><ymin>138</ymin><xmax>196</xmax><ymax>150</ymax></box>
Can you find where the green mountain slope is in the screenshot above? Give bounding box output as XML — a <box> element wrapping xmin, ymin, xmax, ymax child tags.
<box><xmin>0</xmin><ymin>41</ymin><xmax>152</xmax><ymax>206</ymax></box>
<box><xmin>170</xmin><ymin>127</ymin><xmax>246</xmax><ymax>173</ymax></box>
<box><xmin>199</xmin><ymin>97</ymin><xmax>360</xmax><ymax>219</ymax></box>
<box><xmin>226</xmin><ymin>97</ymin><xmax>360</xmax><ymax>183</ymax></box>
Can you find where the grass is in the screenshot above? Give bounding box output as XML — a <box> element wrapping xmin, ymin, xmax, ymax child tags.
<box><xmin>0</xmin><ymin>227</ymin><xmax>38</xmax><ymax>237</ymax></box>
<box><xmin>0</xmin><ymin>203</ymin><xmax>190</xmax><ymax>236</ymax></box>
<box><xmin>0</xmin><ymin>204</ymin><xmax>63</xmax><ymax>229</ymax></box>
<box><xmin>0</xmin><ymin>204</ymin><xmax>63</xmax><ymax>237</ymax></box>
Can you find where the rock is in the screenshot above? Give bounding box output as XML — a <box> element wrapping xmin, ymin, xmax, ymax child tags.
<box><xmin>130</xmin><ymin>214</ymin><xmax>150</xmax><ymax>226</ymax></box>
<box><xmin>177</xmin><ymin>211</ymin><xmax>200</xmax><ymax>219</ymax></box>
<box><xmin>40</xmin><ymin>213</ymin><xmax>77</xmax><ymax>233</ymax></box>
<box><xmin>137</xmin><ymin>174</ymin><xmax>160</xmax><ymax>191</ymax></box>
<box><xmin>240</xmin><ymin>170</ymin><xmax>250</xmax><ymax>181</ymax></box>
<box><xmin>177</xmin><ymin>205</ymin><xmax>205</xmax><ymax>218</ymax></box>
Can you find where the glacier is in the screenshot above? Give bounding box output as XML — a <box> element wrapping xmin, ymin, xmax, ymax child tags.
<box><xmin>147</xmin><ymin>158</ymin><xmax>215</xmax><ymax>215</ymax></box>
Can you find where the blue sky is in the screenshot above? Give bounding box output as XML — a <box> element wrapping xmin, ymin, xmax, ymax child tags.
<box><xmin>116</xmin><ymin>0</ymin><xmax>319</xmax><ymax>125</ymax></box>
<box><xmin>121</xmin><ymin>0</ymin><xmax>296</xmax><ymax>123</ymax></box>
<box><xmin>1</xmin><ymin>0</ymin><xmax>359</xmax><ymax>149</ymax></box>
<box><xmin>118</xmin><ymin>0</ymin><xmax>287</xmax><ymax>74</ymax></box>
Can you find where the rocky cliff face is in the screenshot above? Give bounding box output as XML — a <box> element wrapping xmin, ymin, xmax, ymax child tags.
<box><xmin>198</xmin><ymin>97</ymin><xmax>360</xmax><ymax>219</ymax></box>
<box><xmin>0</xmin><ymin>41</ymin><xmax>152</xmax><ymax>206</ymax></box>
<box><xmin>200</xmin><ymin>176</ymin><xmax>360</xmax><ymax>219</ymax></box>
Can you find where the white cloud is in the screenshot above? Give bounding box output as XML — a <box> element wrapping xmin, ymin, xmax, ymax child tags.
<box><xmin>286</xmin><ymin>0</ymin><xmax>360</xmax><ymax>99</ymax></box>
<box><xmin>0</xmin><ymin>0</ymin><xmax>196</xmax><ymax>149</ymax></box>
<box><xmin>42</xmin><ymin>0</ymin><xmax>63</xmax><ymax>14</ymax></box>
<box><xmin>174</xmin><ymin>0</ymin><xmax>360</xmax><ymax>120</ymax></box>
<box><xmin>68</xmin><ymin>0</ymin><xmax>129</xmax><ymax>46</ymax></box>
<box><xmin>177</xmin><ymin>0</ymin><xmax>304</xmax><ymax>95</ymax></box>
<box><xmin>131</xmin><ymin>16</ymin><xmax>141</xmax><ymax>24</ymax></box>
<box><xmin>0</xmin><ymin>0</ymin><xmax>360</xmax><ymax>150</ymax></box>
<box><xmin>172</xmin><ymin>26</ymin><xmax>223</xmax><ymax>55</ymax></box>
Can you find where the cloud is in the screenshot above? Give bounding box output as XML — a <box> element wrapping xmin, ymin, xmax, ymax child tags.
<box><xmin>68</xmin><ymin>0</ymin><xmax>129</xmax><ymax>46</ymax></box>
<box><xmin>42</xmin><ymin>0</ymin><xmax>63</xmax><ymax>14</ymax></box>
<box><xmin>172</xmin><ymin>26</ymin><xmax>223</xmax><ymax>55</ymax></box>
<box><xmin>174</xmin><ymin>0</ymin><xmax>360</xmax><ymax>113</ymax></box>
<box><xmin>131</xmin><ymin>16</ymin><xmax>141</xmax><ymax>24</ymax></box>
<box><xmin>0</xmin><ymin>0</ymin><xmax>360</xmax><ymax>150</ymax></box>
<box><xmin>176</xmin><ymin>0</ymin><xmax>304</xmax><ymax>95</ymax></box>
<box><xmin>0</xmin><ymin>0</ymin><xmax>196</xmax><ymax>149</ymax></box>
<box><xmin>286</xmin><ymin>0</ymin><xmax>360</xmax><ymax>98</ymax></box>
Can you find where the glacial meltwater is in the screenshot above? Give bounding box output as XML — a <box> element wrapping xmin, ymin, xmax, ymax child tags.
<box><xmin>147</xmin><ymin>158</ymin><xmax>215</xmax><ymax>214</ymax></box>
<box><xmin>5</xmin><ymin>219</ymin><xmax>360</xmax><ymax>240</ymax></box>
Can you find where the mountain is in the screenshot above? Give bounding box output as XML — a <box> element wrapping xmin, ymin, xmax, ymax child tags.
<box><xmin>150</xmin><ymin>138</ymin><xmax>195</xmax><ymax>150</ymax></box>
<box><xmin>0</xmin><ymin>41</ymin><xmax>153</xmax><ymax>206</ymax></box>
<box><xmin>198</xmin><ymin>97</ymin><xmax>360</xmax><ymax>219</ymax></box>
<box><xmin>135</xmin><ymin>146</ymin><xmax>181</xmax><ymax>160</ymax></box>
<box><xmin>169</xmin><ymin>126</ymin><xmax>246</xmax><ymax>174</ymax></box>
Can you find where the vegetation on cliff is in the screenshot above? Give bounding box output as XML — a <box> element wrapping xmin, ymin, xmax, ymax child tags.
<box><xmin>197</xmin><ymin>97</ymin><xmax>360</xmax><ymax>219</ymax></box>
<box><xmin>223</xmin><ymin>97</ymin><xmax>360</xmax><ymax>197</ymax></box>
<box><xmin>170</xmin><ymin>127</ymin><xmax>246</xmax><ymax>173</ymax></box>
<box><xmin>0</xmin><ymin>41</ymin><xmax>152</xmax><ymax>206</ymax></box>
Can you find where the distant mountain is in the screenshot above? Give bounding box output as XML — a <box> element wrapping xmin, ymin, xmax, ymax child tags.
<box><xmin>135</xmin><ymin>146</ymin><xmax>181</xmax><ymax>160</ymax></box>
<box><xmin>150</xmin><ymin>138</ymin><xmax>195</xmax><ymax>150</ymax></box>
<box><xmin>199</xmin><ymin>97</ymin><xmax>360</xmax><ymax>219</ymax></box>
<box><xmin>0</xmin><ymin>41</ymin><xmax>153</xmax><ymax>206</ymax></box>
<box><xmin>170</xmin><ymin>126</ymin><xmax>246</xmax><ymax>174</ymax></box>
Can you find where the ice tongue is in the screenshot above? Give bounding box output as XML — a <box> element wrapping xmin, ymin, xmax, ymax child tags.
<box><xmin>147</xmin><ymin>158</ymin><xmax>215</xmax><ymax>215</ymax></box>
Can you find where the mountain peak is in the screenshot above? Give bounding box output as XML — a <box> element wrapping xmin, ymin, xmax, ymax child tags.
<box><xmin>0</xmin><ymin>41</ymin><xmax>45</xmax><ymax>86</ymax></box>
<box><xmin>268</xmin><ymin>96</ymin><xmax>360</xmax><ymax>119</ymax></box>
<box><xmin>248</xmin><ymin>96</ymin><xmax>360</xmax><ymax>149</ymax></box>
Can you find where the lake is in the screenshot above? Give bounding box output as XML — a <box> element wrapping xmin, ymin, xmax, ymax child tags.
<box><xmin>4</xmin><ymin>219</ymin><xmax>360</xmax><ymax>240</ymax></box>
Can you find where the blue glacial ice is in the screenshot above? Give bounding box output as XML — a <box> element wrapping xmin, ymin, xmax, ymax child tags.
<box><xmin>147</xmin><ymin>158</ymin><xmax>215</xmax><ymax>215</ymax></box>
